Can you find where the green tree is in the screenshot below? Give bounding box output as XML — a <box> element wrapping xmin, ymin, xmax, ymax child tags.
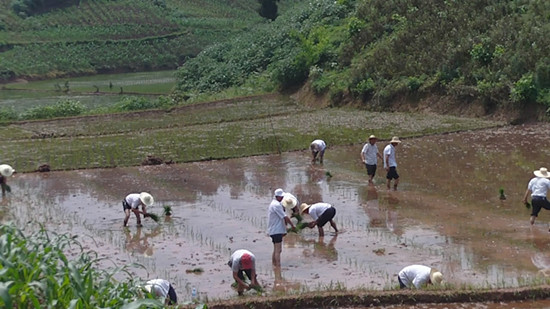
<box><xmin>258</xmin><ymin>0</ymin><xmax>279</xmax><ymax>20</ymax></box>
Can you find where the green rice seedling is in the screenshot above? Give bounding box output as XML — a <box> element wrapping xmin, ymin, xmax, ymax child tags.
<box><xmin>292</xmin><ymin>213</ymin><xmax>303</xmax><ymax>222</ymax></box>
<box><xmin>145</xmin><ymin>212</ymin><xmax>160</xmax><ymax>222</ymax></box>
<box><xmin>288</xmin><ymin>221</ymin><xmax>310</xmax><ymax>233</ymax></box>
<box><xmin>185</xmin><ymin>268</ymin><xmax>204</xmax><ymax>274</ymax></box>
<box><xmin>163</xmin><ymin>205</ymin><xmax>172</xmax><ymax>216</ymax></box>
<box><xmin>499</xmin><ymin>187</ymin><xmax>506</xmax><ymax>200</ymax></box>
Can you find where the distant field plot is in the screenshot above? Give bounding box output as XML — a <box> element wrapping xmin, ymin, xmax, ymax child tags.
<box><xmin>0</xmin><ymin>95</ymin><xmax>504</xmax><ymax>173</ymax></box>
<box><xmin>0</xmin><ymin>71</ymin><xmax>176</xmax><ymax>112</ymax></box>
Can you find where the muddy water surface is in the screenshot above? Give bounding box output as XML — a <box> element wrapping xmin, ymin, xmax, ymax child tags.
<box><xmin>3</xmin><ymin>124</ymin><xmax>550</xmax><ymax>305</ymax></box>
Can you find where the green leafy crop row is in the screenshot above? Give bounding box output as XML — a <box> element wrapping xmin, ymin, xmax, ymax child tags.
<box><xmin>0</xmin><ymin>223</ymin><xmax>163</xmax><ymax>308</ymax></box>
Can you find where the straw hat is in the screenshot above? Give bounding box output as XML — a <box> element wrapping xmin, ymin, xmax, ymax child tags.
<box><xmin>299</xmin><ymin>203</ymin><xmax>311</xmax><ymax>214</ymax></box>
<box><xmin>0</xmin><ymin>164</ymin><xmax>15</xmax><ymax>177</ymax></box>
<box><xmin>430</xmin><ymin>269</ymin><xmax>443</xmax><ymax>285</ymax></box>
<box><xmin>282</xmin><ymin>195</ymin><xmax>297</xmax><ymax>210</ymax></box>
<box><xmin>390</xmin><ymin>136</ymin><xmax>401</xmax><ymax>144</ymax></box>
<box><xmin>534</xmin><ymin>167</ymin><xmax>550</xmax><ymax>178</ymax></box>
<box><xmin>139</xmin><ymin>192</ymin><xmax>154</xmax><ymax>206</ymax></box>
<box><xmin>368</xmin><ymin>135</ymin><xmax>377</xmax><ymax>140</ymax></box>
<box><xmin>274</xmin><ymin>188</ymin><xmax>284</xmax><ymax>197</ymax></box>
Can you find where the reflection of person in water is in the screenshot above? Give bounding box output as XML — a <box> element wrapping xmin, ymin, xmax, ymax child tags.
<box><xmin>124</xmin><ymin>226</ymin><xmax>160</xmax><ymax>256</ymax></box>
<box><xmin>273</xmin><ymin>261</ymin><xmax>301</xmax><ymax>293</ymax></box>
<box><xmin>302</xmin><ymin>235</ymin><xmax>338</xmax><ymax>262</ymax></box>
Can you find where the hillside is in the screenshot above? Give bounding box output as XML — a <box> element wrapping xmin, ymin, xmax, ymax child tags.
<box><xmin>174</xmin><ymin>0</ymin><xmax>550</xmax><ymax>120</ymax></box>
<box><xmin>0</xmin><ymin>0</ymin><xmax>265</xmax><ymax>81</ymax></box>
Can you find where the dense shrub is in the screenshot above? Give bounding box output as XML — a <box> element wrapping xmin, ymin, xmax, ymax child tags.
<box><xmin>22</xmin><ymin>99</ymin><xmax>84</xmax><ymax>119</ymax></box>
<box><xmin>0</xmin><ymin>107</ymin><xmax>18</xmax><ymax>121</ymax></box>
<box><xmin>113</xmin><ymin>95</ymin><xmax>177</xmax><ymax>112</ymax></box>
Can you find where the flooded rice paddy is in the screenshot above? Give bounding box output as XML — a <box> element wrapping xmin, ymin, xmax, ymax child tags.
<box><xmin>2</xmin><ymin>123</ymin><xmax>550</xmax><ymax>306</ymax></box>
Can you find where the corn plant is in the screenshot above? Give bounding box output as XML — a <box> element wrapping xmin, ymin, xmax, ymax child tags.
<box><xmin>0</xmin><ymin>223</ymin><xmax>164</xmax><ymax>308</ymax></box>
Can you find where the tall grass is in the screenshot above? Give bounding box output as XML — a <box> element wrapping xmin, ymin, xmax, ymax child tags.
<box><xmin>0</xmin><ymin>223</ymin><xmax>164</xmax><ymax>308</ymax></box>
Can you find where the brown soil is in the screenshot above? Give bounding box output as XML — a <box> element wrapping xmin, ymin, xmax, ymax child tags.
<box><xmin>180</xmin><ymin>286</ymin><xmax>550</xmax><ymax>309</ymax></box>
<box><xmin>292</xmin><ymin>85</ymin><xmax>548</xmax><ymax>124</ymax></box>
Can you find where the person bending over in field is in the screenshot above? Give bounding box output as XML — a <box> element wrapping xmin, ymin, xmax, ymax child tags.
<box><xmin>299</xmin><ymin>202</ymin><xmax>338</xmax><ymax>237</ymax></box>
<box><xmin>123</xmin><ymin>192</ymin><xmax>154</xmax><ymax>227</ymax></box>
<box><xmin>228</xmin><ymin>249</ymin><xmax>260</xmax><ymax>296</ymax></box>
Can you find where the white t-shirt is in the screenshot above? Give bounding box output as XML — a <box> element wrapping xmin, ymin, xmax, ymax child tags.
<box><xmin>311</xmin><ymin>140</ymin><xmax>326</xmax><ymax>152</ymax></box>
<box><xmin>229</xmin><ymin>249</ymin><xmax>256</xmax><ymax>272</ymax></box>
<box><xmin>125</xmin><ymin>193</ymin><xmax>142</xmax><ymax>209</ymax></box>
<box><xmin>268</xmin><ymin>198</ymin><xmax>287</xmax><ymax>235</ymax></box>
<box><xmin>144</xmin><ymin>279</ymin><xmax>170</xmax><ymax>299</ymax></box>
<box><xmin>398</xmin><ymin>265</ymin><xmax>431</xmax><ymax>288</ymax></box>
<box><xmin>361</xmin><ymin>142</ymin><xmax>379</xmax><ymax>165</ymax></box>
<box><xmin>528</xmin><ymin>177</ymin><xmax>550</xmax><ymax>197</ymax></box>
<box><xmin>383</xmin><ymin>144</ymin><xmax>397</xmax><ymax>168</ymax></box>
<box><xmin>307</xmin><ymin>203</ymin><xmax>332</xmax><ymax>220</ymax></box>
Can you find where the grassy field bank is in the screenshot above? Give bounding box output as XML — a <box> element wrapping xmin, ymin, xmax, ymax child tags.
<box><xmin>1</xmin><ymin>94</ymin><xmax>504</xmax><ymax>173</ymax></box>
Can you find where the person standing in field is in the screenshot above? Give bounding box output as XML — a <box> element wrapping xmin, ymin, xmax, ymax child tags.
<box><xmin>0</xmin><ymin>164</ymin><xmax>15</xmax><ymax>197</ymax></box>
<box><xmin>228</xmin><ymin>249</ymin><xmax>261</xmax><ymax>296</ymax></box>
<box><xmin>268</xmin><ymin>188</ymin><xmax>295</xmax><ymax>268</ymax></box>
<box><xmin>384</xmin><ymin>136</ymin><xmax>401</xmax><ymax>190</ymax></box>
<box><xmin>310</xmin><ymin>139</ymin><xmax>326</xmax><ymax>164</ymax></box>
<box><xmin>523</xmin><ymin>167</ymin><xmax>550</xmax><ymax>227</ymax></box>
<box><xmin>123</xmin><ymin>192</ymin><xmax>154</xmax><ymax>227</ymax></box>
<box><xmin>360</xmin><ymin>135</ymin><xmax>383</xmax><ymax>185</ymax></box>
<box><xmin>299</xmin><ymin>202</ymin><xmax>338</xmax><ymax>237</ymax></box>
<box><xmin>143</xmin><ymin>278</ymin><xmax>178</xmax><ymax>305</ymax></box>
<box><xmin>398</xmin><ymin>265</ymin><xmax>443</xmax><ymax>289</ymax></box>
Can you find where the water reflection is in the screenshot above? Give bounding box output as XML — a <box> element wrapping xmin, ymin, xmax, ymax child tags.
<box><xmin>301</xmin><ymin>235</ymin><xmax>338</xmax><ymax>262</ymax></box>
<box><xmin>124</xmin><ymin>226</ymin><xmax>161</xmax><ymax>257</ymax></box>
<box><xmin>5</xmin><ymin>124</ymin><xmax>550</xmax><ymax>302</ymax></box>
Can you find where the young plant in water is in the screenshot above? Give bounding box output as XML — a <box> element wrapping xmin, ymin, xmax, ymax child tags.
<box><xmin>499</xmin><ymin>187</ymin><xmax>506</xmax><ymax>200</ymax></box>
<box><xmin>163</xmin><ymin>205</ymin><xmax>172</xmax><ymax>216</ymax></box>
<box><xmin>145</xmin><ymin>212</ymin><xmax>160</xmax><ymax>222</ymax></box>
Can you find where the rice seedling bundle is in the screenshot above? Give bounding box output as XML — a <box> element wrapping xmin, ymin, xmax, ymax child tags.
<box><xmin>145</xmin><ymin>212</ymin><xmax>160</xmax><ymax>222</ymax></box>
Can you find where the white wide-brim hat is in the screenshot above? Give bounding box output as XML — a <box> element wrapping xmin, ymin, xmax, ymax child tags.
<box><xmin>430</xmin><ymin>269</ymin><xmax>443</xmax><ymax>285</ymax></box>
<box><xmin>368</xmin><ymin>135</ymin><xmax>377</xmax><ymax>140</ymax></box>
<box><xmin>0</xmin><ymin>164</ymin><xmax>15</xmax><ymax>177</ymax></box>
<box><xmin>282</xmin><ymin>195</ymin><xmax>298</xmax><ymax>210</ymax></box>
<box><xmin>139</xmin><ymin>192</ymin><xmax>154</xmax><ymax>206</ymax></box>
<box><xmin>534</xmin><ymin>167</ymin><xmax>550</xmax><ymax>178</ymax></box>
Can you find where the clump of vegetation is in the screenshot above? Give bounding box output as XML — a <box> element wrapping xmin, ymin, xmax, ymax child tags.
<box><xmin>288</xmin><ymin>221</ymin><xmax>310</xmax><ymax>233</ymax></box>
<box><xmin>163</xmin><ymin>205</ymin><xmax>172</xmax><ymax>216</ymax></box>
<box><xmin>185</xmin><ymin>267</ymin><xmax>204</xmax><ymax>274</ymax></box>
<box><xmin>145</xmin><ymin>212</ymin><xmax>160</xmax><ymax>223</ymax></box>
<box><xmin>0</xmin><ymin>223</ymin><xmax>163</xmax><ymax>308</ymax></box>
<box><xmin>176</xmin><ymin>0</ymin><xmax>550</xmax><ymax>113</ymax></box>
<box><xmin>22</xmin><ymin>99</ymin><xmax>84</xmax><ymax>119</ymax></box>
